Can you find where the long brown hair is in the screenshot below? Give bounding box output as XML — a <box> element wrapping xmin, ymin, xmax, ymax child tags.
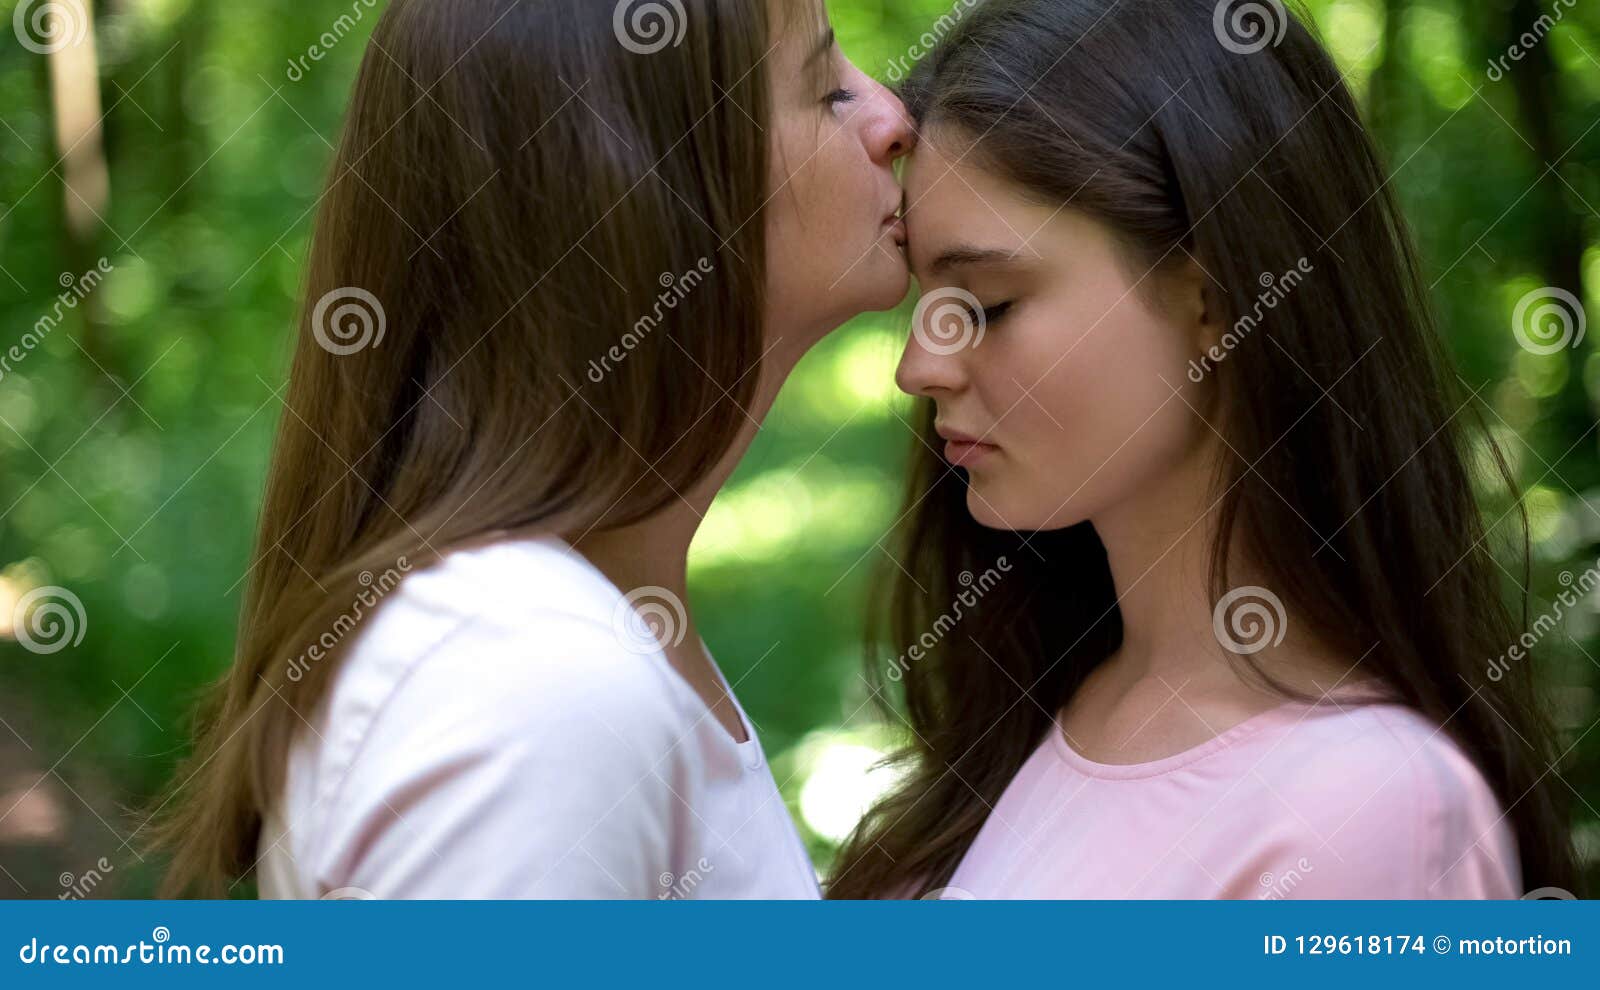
<box><xmin>150</xmin><ymin>0</ymin><xmax>781</xmax><ymax>895</ymax></box>
<box><xmin>829</xmin><ymin>0</ymin><xmax>1580</xmax><ymax>898</ymax></box>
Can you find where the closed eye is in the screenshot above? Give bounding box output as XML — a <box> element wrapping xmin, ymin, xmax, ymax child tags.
<box><xmin>973</xmin><ymin>301</ymin><xmax>1013</xmax><ymax>325</ymax></box>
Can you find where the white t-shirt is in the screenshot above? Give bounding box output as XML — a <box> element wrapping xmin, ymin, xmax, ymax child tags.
<box><xmin>255</xmin><ymin>535</ymin><xmax>819</xmax><ymax>899</ymax></box>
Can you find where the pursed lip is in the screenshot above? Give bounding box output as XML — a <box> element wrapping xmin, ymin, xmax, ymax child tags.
<box><xmin>936</xmin><ymin>424</ymin><xmax>996</xmax><ymax>446</ymax></box>
<box><xmin>883</xmin><ymin>211</ymin><xmax>907</xmax><ymax>247</ymax></box>
<box><xmin>883</xmin><ymin>192</ymin><xmax>908</xmax><ymax>246</ymax></box>
<box><xmin>936</xmin><ymin>424</ymin><xmax>1001</xmax><ymax>467</ymax></box>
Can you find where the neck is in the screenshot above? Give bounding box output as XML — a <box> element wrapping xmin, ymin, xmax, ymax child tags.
<box><xmin>1090</xmin><ymin>442</ymin><xmax>1350</xmax><ymax>700</ymax></box>
<box><xmin>572</xmin><ymin>336</ymin><xmax>797</xmax><ymax>599</ymax></box>
<box><xmin>1090</xmin><ymin>443</ymin><xmax>1235</xmax><ymax>687</ymax></box>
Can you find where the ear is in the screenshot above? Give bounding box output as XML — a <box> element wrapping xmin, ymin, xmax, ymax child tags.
<box><xmin>1171</xmin><ymin>252</ymin><xmax>1222</xmax><ymax>354</ymax></box>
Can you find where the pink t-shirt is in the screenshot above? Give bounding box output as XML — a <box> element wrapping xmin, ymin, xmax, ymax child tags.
<box><xmin>945</xmin><ymin>701</ymin><xmax>1520</xmax><ymax>899</ymax></box>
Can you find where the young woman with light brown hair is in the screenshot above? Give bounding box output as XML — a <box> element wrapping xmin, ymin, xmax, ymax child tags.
<box><xmin>152</xmin><ymin>0</ymin><xmax>914</xmax><ymax>898</ymax></box>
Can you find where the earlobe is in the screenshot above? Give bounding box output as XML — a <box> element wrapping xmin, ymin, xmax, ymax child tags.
<box><xmin>1197</xmin><ymin>281</ymin><xmax>1221</xmax><ymax>352</ymax></box>
<box><xmin>1182</xmin><ymin>257</ymin><xmax>1221</xmax><ymax>354</ymax></box>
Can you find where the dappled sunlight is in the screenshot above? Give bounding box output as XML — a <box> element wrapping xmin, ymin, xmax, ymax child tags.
<box><xmin>786</xmin><ymin>726</ymin><xmax>907</xmax><ymax>848</ymax></box>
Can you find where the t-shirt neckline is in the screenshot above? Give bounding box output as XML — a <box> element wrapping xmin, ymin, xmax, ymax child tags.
<box><xmin>536</xmin><ymin>533</ymin><xmax>765</xmax><ymax>767</ymax></box>
<box><xmin>1048</xmin><ymin>701</ymin><xmax>1310</xmax><ymax>780</ymax></box>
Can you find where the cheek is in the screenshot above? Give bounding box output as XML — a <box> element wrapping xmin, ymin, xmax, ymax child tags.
<box><xmin>770</xmin><ymin>122</ymin><xmax>855</xmax><ymax>230</ymax></box>
<box><xmin>977</xmin><ymin>302</ymin><xmax>1206</xmax><ymax>527</ymax></box>
<box><xmin>765</xmin><ymin>140</ymin><xmax>841</xmax><ymax>274</ymax></box>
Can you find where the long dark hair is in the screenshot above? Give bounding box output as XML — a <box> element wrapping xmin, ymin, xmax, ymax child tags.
<box><xmin>149</xmin><ymin>0</ymin><xmax>781</xmax><ymax>895</ymax></box>
<box><xmin>829</xmin><ymin>0</ymin><xmax>1579</xmax><ymax>898</ymax></box>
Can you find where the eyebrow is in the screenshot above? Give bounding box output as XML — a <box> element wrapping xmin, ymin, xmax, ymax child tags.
<box><xmin>808</xmin><ymin>27</ymin><xmax>836</xmax><ymax>66</ymax></box>
<box><xmin>926</xmin><ymin>245</ymin><xmax>1026</xmax><ymax>275</ymax></box>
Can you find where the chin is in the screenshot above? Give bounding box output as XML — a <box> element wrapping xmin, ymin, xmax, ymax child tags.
<box><xmin>846</xmin><ymin>247</ymin><xmax>911</xmax><ymax>312</ymax></box>
<box><xmin>966</xmin><ymin>484</ymin><xmax>1085</xmax><ymax>533</ymax></box>
<box><xmin>965</xmin><ymin>486</ymin><xmax>1019</xmax><ymax>531</ymax></box>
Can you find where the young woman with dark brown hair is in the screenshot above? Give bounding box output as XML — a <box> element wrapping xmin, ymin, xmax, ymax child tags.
<box><xmin>151</xmin><ymin>0</ymin><xmax>914</xmax><ymax>898</ymax></box>
<box><xmin>829</xmin><ymin>0</ymin><xmax>1581</xmax><ymax>899</ymax></box>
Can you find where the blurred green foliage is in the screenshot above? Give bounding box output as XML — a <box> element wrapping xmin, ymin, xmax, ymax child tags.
<box><xmin>0</xmin><ymin>0</ymin><xmax>1597</xmax><ymax>897</ymax></box>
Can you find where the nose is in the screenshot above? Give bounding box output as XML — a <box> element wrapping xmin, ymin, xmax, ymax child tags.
<box><xmin>896</xmin><ymin>314</ymin><xmax>968</xmax><ymax>398</ymax></box>
<box><xmin>863</xmin><ymin>80</ymin><xmax>917</xmax><ymax>166</ymax></box>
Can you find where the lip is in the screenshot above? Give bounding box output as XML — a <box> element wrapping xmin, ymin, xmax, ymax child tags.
<box><xmin>937</xmin><ymin>425</ymin><xmax>1000</xmax><ymax>467</ymax></box>
<box><xmin>884</xmin><ymin>215</ymin><xmax>907</xmax><ymax>248</ymax></box>
<box><xmin>944</xmin><ymin>440</ymin><xmax>999</xmax><ymax>467</ymax></box>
